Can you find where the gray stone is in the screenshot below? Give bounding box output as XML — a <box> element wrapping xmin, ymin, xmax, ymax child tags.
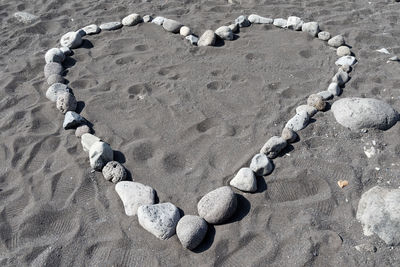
<box><xmin>273</xmin><ymin>18</ymin><xmax>287</xmax><ymax>28</ymax></box>
<box><xmin>317</xmin><ymin>91</ymin><xmax>333</xmax><ymax>100</ymax></box>
<box><xmin>230</xmin><ymin>167</ymin><xmax>257</xmax><ymax>192</ymax></box>
<box><xmin>75</xmin><ymin>125</ymin><xmax>91</xmax><ymax>138</ymax></box>
<box><xmin>260</xmin><ymin>136</ymin><xmax>287</xmax><ymax>158</ymax></box>
<box><xmin>281</xmin><ymin>127</ymin><xmax>298</xmax><ymax>143</ymax></box>
<box><xmin>355</xmin><ymin>243</ymin><xmax>377</xmax><ymax>253</ymax></box>
<box><xmin>328</xmin><ymin>35</ymin><xmax>345</xmax><ymax>48</ymax></box>
<box><xmin>185</xmin><ymin>35</ymin><xmax>199</xmax><ymax>45</ymax></box>
<box><xmin>327</xmin><ymin>82</ymin><xmax>341</xmax><ymax>96</ymax></box>
<box><xmin>335</xmin><ymin>56</ymin><xmax>357</xmax><ymax>66</ymax></box>
<box><xmin>63</xmin><ymin>111</ymin><xmax>86</xmax><ymax>130</ymax></box>
<box><xmin>287</xmin><ymin>16</ymin><xmax>304</xmax><ymax>31</ymax></box>
<box><xmin>356</xmin><ymin>186</ymin><xmax>400</xmax><ymax>245</ymax></box>
<box><xmin>81</xmin><ymin>24</ymin><xmax>101</xmax><ymax>35</ymax></box>
<box><xmin>176</xmin><ymin>215</ymin><xmax>208</xmax><ymax>250</ymax></box>
<box><xmin>152</xmin><ymin>16</ymin><xmax>165</xmax><ymax>26</ymax></box>
<box><xmin>89</xmin><ymin>141</ymin><xmax>113</xmax><ymax>171</ymax></box>
<box><xmin>13</xmin><ymin>12</ymin><xmax>39</xmax><ymax>24</ymax></box>
<box><xmin>162</xmin><ymin>19</ymin><xmax>182</xmax><ymax>33</ymax></box>
<box><xmin>332</xmin><ymin>71</ymin><xmax>349</xmax><ymax>86</ymax></box>
<box><xmin>180</xmin><ymin>26</ymin><xmax>191</xmax><ymax>37</ymax></box>
<box><xmin>318</xmin><ymin>31</ymin><xmax>331</xmax><ymax>41</ymax></box>
<box><xmin>197</xmin><ymin>186</ymin><xmax>237</xmax><ymax>224</ymax></box>
<box><xmin>249</xmin><ymin>153</ymin><xmax>273</xmax><ymax>176</ymax></box>
<box><xmin>339</xmin><ymin>64</ymin><xmax>352</xmax><ymax>73</ymax></box>
<box><xmin>47</xmin><ymin>74</ymin><xmax>65</xmax><ymax>85</ymax></box>
<box><xmin>301</xmin><ymin>22</ymin><xmax>320</xmax><ymax>37</ymax></box>
<box><xmin>115</xmin><ymin>181</ymin><xmax>156</xmax><ymax>216</ymax></box>
<box><xmin>248</xmin><ymin>14</ymin><xmax>273</xmax><ymax>24</ymax></box>
<box><xmin>307</xmin><ymin>94</ymin><xmax>326</xmax><ymax>111</ymax></box>
<box><xmin>296</xmin><ymin>105</ymin><xmax>318</xmax><ymax>117</ymax></box>
<box><xmin>122</xmin><ymin>14</ymin><xmax>142</xmax><ymax>26</ymax></box>
<box><xmin>235</xmin><ymin>15</ymin><xmax>251</xmax><ymax>27</ymax></box>
<box><xmin>60</xmin><ymin>31</ymin><xmax>82</xmax><ymax>49</ymax></box>
<box><xmin>56</xmin><ymin>92</ymin><xmax>77</xmax><ymax>114</ymax></box>
<box><xmin>81</xmin><ymin>133</ymin><xmax>101</xmax><ymax>152</ymax></box>
<box><xmin>45</xmin><ymin>48</ymin><xmax>65</xmax><ymax>64</ymax></box>
<box><xmin>285</xmin><ymin>110</ymin><xmax>310</xmax><ymax>131</ymax></box>
<box><xmin>99</xmin><ymin>22</ymin><xmax>122</xmax><ymax>31</ymax></box>
<box><xmin>331</xmin><ymin>98</ymin><xmax>399</xmax><ymax>131</ymax></box>
<box><xmin>138</xmin><ymin>202</ymin><xmax>180</xmax><ymax>240</ymax></box>
<box><xmin>198</xmin><ymin>30</ymin><xmax>216</xmax><ymax>47</ymax></box>
<box><xmin>228</xmin><ymin>23</ymin><xmax>239</xmax><ymax>33</ymax></box>
<box><xmin>102</xmin><ymin>161</ymin><xmax>126</xmax><ymax>183</ymax></box>
<box><xmin>45</xmin><ymin>83</ymin><xmax>70</xmax><ymax>102</ymax></box>
<box><xmin>44</xmin><ymin>62</ymin><xmax>63</xmax><ymax>78</ymax></box>
<box><xmin>215</xmin><ymin>26</ymin><xmax>233</xmax><ymax>40</ymax></box>
<box><xmin>76</xmin><ymin>29</ymin><xmax>86</xmax><ymax>37</ymax></box>
<box><xmin>337</xmin><ymin>46</ymin><xmax>351</xmax><ymax>56</ymax></box>
<box><xmin>143</xmin><ymin>15</ymin><xmax>152</xmax><ymax>23</ymax></box>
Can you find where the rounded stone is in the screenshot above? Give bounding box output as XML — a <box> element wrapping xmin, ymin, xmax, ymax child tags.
<box><xmin>81</xmin><ymin>24</ymin><xmax>101</xmax><ymax>35</ymax></box>
<box><xmin>197</xmin><ymin>186</ymin><xmax>237</xmax><ymax>224</ymax></box>
<box><xmin>180</xmin><ymin>26</ymin><xmax>191</xmax><ymax>37</ymax></box>
<box><xmin>75</xmin><ymin>125</ymin><xmax>91</xmax><ymax>138</ymax></box>
<box><xmin>318</xmin><ymin>31</ymin><xmax>331</xmax><ymax>41</ymax></box>
<box><xmin>60</xmin><ymin>31</ymin><xmax>82</xmax><ymax>49</ymax></box>
<box><xmin>89</xmin><ymin>141</ymin><xmax>113</xmax><ymax>171</ymax></box>
<box><xmin>56</xmin><ymin>92</ymin><xmax>77</xmax><ymax>114</ymax></box>
<box><xmin>143</xmin><ymin>15</ymin><xmax>152</xmax><ymax>23</ymax></box>
<box><xmin>47</xmin><ymin>74</ymin><xmax>65</xmax><ymax>85</ymax></box>
<box><xmin>44</xmin><ymin>62</ymin><xmax>63</xmax><ymax>78</ymax></box>
<box><xmin>198</xmin><ymin>30</ymin><xmax>216</xmax><ymax>47</ymax></box>
<box><xmin>45</xmin><ymin>48</ymin><xmax>65</xmax><ymax>63</ymax></box>
<box><xmin>102</xmin><ymin>161</ymin><xmax>126</xmax><ymax>183</ymax></box>
<box><xmin>317</xmin><ymin>91</ymin><xmax>333</xmax><ymax>100</ymax></box>
<box><xmin>260</xmin><ymin>136</ymin><xmax>287</xmax><ymax>159</ymax></box>
<box><xmin>229</xmin><ymin>167</ymin><xmax>257</xmax><ymax>192</ymax></box>
<box><xmin>328</xmin><ymin>35</ymin><xmax>345</xmax><ymax>48</ymax></box>
<box><xmin>249</xmin><ymin>153</ymin><xmax>273</xmax><ymax>176</ymax></box>
<box><xmin>287</xmin><ymin>16</ymin><xmax>303</xmax><ymax>31</ymax></box>
<box><xmin>327</xmin><ymin>82</ymin><xmax>341</xmax><ymax>96</ymax></box>
<box><xmin>228</xmin><ymin>23</ymin><xmax>239</xmax><ymax>33</ymax></box>
<box><xmin>215</xmin><ymin>26</ymin><xmax>233</xmax><ymax>40</ymax></box>
<box><xmin>99</xmin><ymin>22</ymin><xmax>122</xmax><ymax>31</ymax></box>
<box><xmin>273</xmin><ymin>18</ymin><xmax>287</xmax><ymax>28</ymax></box>
<box><xmin>332</xmin><ymin>71</ymin><xmax>349</xmax><ymax>86</ymax></box>
<box><xmin>307</xmin><ymin>94</ymin><xmax>326</xmax><ymax>111</ymax></box>
<box><xmin>122</xmin><ymin>14</ymin><xmax>142</xmax><ymax>26</ymax></box>
<box><xmin>46</xmin><ymin>83</ymin><xmax>70</xmax><ymax>102</ymax></box>
<box><xmin>301</xmin><ymin>22</ymin><xmax>320</xmax><ymax>37</ymax></box>
<box><xmin>281</xmin><ymin>127</ymin><xmax>298</xmax><ymax>143</ymax></box>
<box><xmin>296</xmin><ymin>105</ymin><xmax>318</xmax><ymax>117</ymax></box>
<box><xmin>116</xmin><ymin>181</ymin><xmax>156</xmax><ymax>216</ymax></box>
<box><xmin>152</xmin><ymin>16</ymin><xmax>165</xmax><ymax>26</ymax></box>
<box><xmin>337</xmin><ymin>46</ymin><xmax>351</xmax><ymax>57</ymax></box>
<box><xmin>176</xmin><ymin>215</ymin><xmax>208</xmax><ymax>250</ymax></box>
<box><xmin>235</xmin><ymin>15</ymin><xmax>251</xmax><ymax>27</ymax></box>
<box><xmin>81</xmin><ymin>133</ymin><xmax>101</xmax><ymax>152</ymax></box>
<box><xmin>162</xmin><ymin>19</ymin><xmax>182</xmax><ymax>33</ymax></box>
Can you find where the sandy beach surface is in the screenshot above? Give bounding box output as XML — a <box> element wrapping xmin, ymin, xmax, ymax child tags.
<box><xmin>1</xmin><ymin>0</ymin><xmax>400</xmax><ymax>266</ymax></box>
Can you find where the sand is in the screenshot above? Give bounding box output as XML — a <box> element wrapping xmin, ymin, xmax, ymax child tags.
<box><xmin>1</xmin><ymin>0</ymin><xmax>400</xmax><ymax>266</ymax></box>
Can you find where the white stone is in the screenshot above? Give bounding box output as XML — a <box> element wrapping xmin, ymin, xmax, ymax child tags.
<box><xmin>296</xmin><ymin>105</ymin><xmax>318</xmax><ymax>117</ymax></box>
<box><xmin>185</xmin><ymin>35</ymin><xmax>198</xmax><ymax>45</ymax></box>
<box><xmin>287</xmin><ymin>16</ymin><xmax>303</xmax><ymax>31</ymax></box>
<box><xmin>260</xmin><ymin>136</ymin><xmax>287</xmax><ymax>158</ymax></box>
<box><xmin>248</xmin><ymin>14</ymin><xmax>273</xmax><ymax>24</ymax></box>
<box><xmin>318</xmin><ymin>31</ymin><xmax>331</xmax><ymax>41</ymax></box>
<box><xmin>47</xmin><ymin>74</ymin><xmax>65</xmax><ymax>86</ymax></box>
<box><xmin>337</xmin><ymin>46</ymin><xmax>351</xmax><ymax>57</ymax></box>
<box><xmin>46</xmin><ymin>83</ymin><xmax>70</xmax><ymax>102</ymax></box>
<box><xmin>335</xmin><ymin>56</ymin><xmax>357</xmax><ymax>66</ymax></box>
<box><xmin>301</xmin><ymin>22</ymin><xmax>320</xmax><ymax>37</ymax></box>
<box><xmin>273</xmin><ymin>18</ymin><xmax>287</xmax><ymax>28</ymax></box>
<box><xmin>281</xmin><ymin>127</ymin><xmax>297</xmax><ymax>143</ymax></box>
<box><xmin>152</xmin><ymin>16</ymin><xmax>165</xmax><ymax>25</ymax></box>
<box><xmin>376</xmin><ymin>48</ymin><xmax>390</xmax><ymax>54</ymax></box>
<box><xmin>122</xmin><ymin>14</ymin><xmax>142</xmax><ymax>26</ymax></box>
<box><xmin>285</xmin><ymin>110</ymin><xmax>310</xmax><ymax>131</ymax></box>
<box><xmin>59</xmin><ymin>46</ymin><xmax>72</xmax><ymax>56</ymax></box>
<box><xmin>230</xmin><ymin>167</ymin><xmax>257</xmax><ymax>192</ymax></box>
<box><xmin>198</xmin><ymin>30</ymin><xmax>216</xmax><ymax>47</ymax></box>
<box><xmin>327</xmin><ymin>82</ymin><xmax>341</xmax><ymax>96</ymax></box>
<box><xmin>235</xmin><ymin>15</ymin><xmax>251</xmax><ymax>27</ymax></box>
<box><xmin>249</xmin><ymin>153</ymin><xmax>273</xmax><ymax>176</ymax></box>
<box><xmin>63</xmin><ymin>111</ymin><xmax>86</xmax><ymax>130</ymax></box>
<box><xmin>45</xmin><ymin>48</ymin><xmax>65</xmax><ymax>64</ymax></box>
<box><xmin>13</xmin><ymin>12</ymin><xmax>38</xmax><ymax>24</ymax></box>
<box><xmin>332</xmin><ymin>71</ymin><xmax>349</xmax><ymax>86</ymax></box>
<box><xmin>143</xmin><ymin>15</ymin><xmax>152</xmax><ymax>23</ymax></box>
<box><xmin>44</xmin><ymin>62</ymin><xmax>63</xmax><ymax>78</ymax></box>
<box><xmin>89</xmin><ymin>141</ymin><xmax>113</xmax><ymax>171</ymax></box>
<box><xmin>81</xmin><ymin>133</ymin><xmax>101</xmax><ymax>152</ymax></box>
<box><xmin>215</xmin><ymin>26</ymin><xmax>233</xmax><ymax>40</ymax></box>
<box><xmin>162</xmin><ymin>19</ymin><xmax>182</xmax><ymax>33</ymax></box>
<box><xmin>317</xmin><ymin>91</ymin><xmax>333</xmax><ymax>100</ymax></box>
<box><xmin>228</xmin><ymin>23</ymin><xmax>239</xmax><ymax>33</ymax></box>
<box><xmin>307</xmin><ymin>94</ymin><xmax>326</xmax><ymax>111</ymax></box>
<box><xmin>328</xmin><ymin>35</ymin><xmax>345</xmax><ymax>48</ymax></box>
<box><xmin>81</xmin><ymin>24</ymin><xmax>101</xmax><ymax>35</ymax></box>
<box><xmin>115</xmin><ymin>181</ymin><xmax>155</xmax><ymax>216</ymax></box>
<box><xmin>60</xmin><ymin>31</ymin><xmax>82</xmax><ymax>49</ymax></box>
<box><xmin>99</xmin><ymin>22</ymin><xmax>122</xmax><ymax>31</ymax></box>
<box><xmin>176</xmin><ymin>215</ymin><xmax>208</xmax><ymax>250</ymax></box>
<box><xmin>180</xmin><ymin>26</ymin><xmax>191</xmax><ymax>37</ymax></box>
<box><xmin>102</xmin><ymin>161</ymin><xmax>126</xmax><ymax>183</ymax></box>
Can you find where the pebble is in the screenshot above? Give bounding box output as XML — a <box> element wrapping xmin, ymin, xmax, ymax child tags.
<box><xmin>337</xmin><ymin>46</ymin><xmax>351</xmax><ymax>57</ymax></box>
<box><xmin>235</xmin><ymin>15</ymin><xmax>251</xmax><ymax>27</ymax></box>
<box><xmin>162</xmin><ymin>19</ymin><xmax>182</xmax><ymax>33</ymax></box>
<box><xmin>356</xmin><ymin>186</ymin><xmax>400</xmax><ymax>245</ymax></box>
<box><xmin>13</xmin><ymin>12</ymin><xmax>39</xmax><ymax>24</ymax></box>
<box><xmin>47</xmin><ymin>74</ymin><xmax>65</xmax><ymax>86</ymax></box>
<box><xmin>143</xmin><ymin>15</ymin><xmax>152</xmax><ymax>23</ymax></box>
<box><xmin>248</xmin><ymin>14</ymin><xmax>273</xmax><ymax>24</ymax></box>
<box><xmin>56</xmin><ymin>92</ymin><xmax>77</xmax><ymax>114</ymax></box>
<box><xmin>122</xmin><ymin>14</ymin><xmax>142</xmax><ymax>26</ymax></box>
<box><xmin>318</xmin><ymin>31</ymin><xmax>331</xmax><ymax>41</ymax></box>
<box><xmin>317</xmin><ymin>91</ymin><xmax>333</xmax><ymax>100</ymax></box>
<box><xmin>285</xmin><ymin>110</ymin><xmax>310</xmax><ymax>131</ymax></box>
<box><xmin>89</xmin><ymin>141</ymin><xmax>113</xmax><ymax>171</ymax></box>
<box><xmin>176</xmin><ymin>215</ymin><xmax>208</xmax><ymax>250</ymax></box>
<box><xmin>296</xmin><ymin>104</ymin><xmax>318</xmax><ymax>117</ymax></box>
<box><xmin>59</xmin><ymin>46</ymin><xmax>72</xmax><ymax>56</ymax></box>
<box><xmin>185</xmin><ymin>35</ymin><xmax>199</xmax><ymax>45</ymax></box>
<box><xmin>44</xmin><ymin>62</ymin><xmax>63</xmax><ymax>78</ymax></box>
<box><xmin>229</xmin><ymin>167</ymin><xmax>257</xmax><ymax>192</ymax></box>
<box><xmin>335</xmin><ymin>56</ymin><xmax>357</xmax><ymax>66</ymax></box>
<box><xmin>115</xmin><ymin>181</ymin><xmax>156</xmax><ymax>216</ymax></box>
<box><xmin>215</xmin><ymin>26</ymin><xmax>233</xmax><ymax>40</ymax></box>
<box><xmin>281</xmin><ymin>127</ymin><xmax>298</xmax><ymax>143</ymax></box>
<box><xmin>60</xmin><ymin>31</ymin><xmax>82</xmax><ymax>49</ymax></box>
<box><xmin>332</xmin><ymin>71</ymin><xmax>349</xmax><ymax>86</ymax></box>
<box><xmin>260</xmin><ymin>136</ymin><xmax>287</xmax><ymax>158</ymax></box>
<box><xmin>63</xmin><ymin>111</ymin><xmax>86</xmax><ymax>130</ymax></box>
<box><xmin>228</xmin><ymin>23</ymin><xmax>239</xmax><ymax>33</ymax></box>
<box><xmin>331</xmin><ymin>98</ymin><xmax>399</xmax><ymax>131</ymax></box>
<box><xmin>339</xmin><ymin>64</ymin><xmax>352</xmax><ymax>73</ymax></box>
<box><xmin>198</xmin><ymin>30</ymin><xmax>216</xmax><ymax>47</ymax></box>
<box><xmin>307</xmin><ymin>94</ymin><xmax>326</xmax><ymax>111</ymax></box>
<box><xmin>75</xmin><ymin>125</ymin><xmax>91</xmax><ymax>138</ymax></box>
<box><xmin>45</xmin><ymin>83</ymin><xmax>70</xmax><ymax>102</ymax></box>
<box><xmin>180</xmin><ymin>26</ymin><xmax>191</xmax><ymax>37</ymax></box>
<box><xmin>327</xmin><ymin>82</ymin><xmax>341</xmax><ymax>96</ymax></box>
<box><xmin>81</xmin><ymin>24</ymin><xmax>101</xmax><ymax>35</ymax></box>
<box><xmin>45</xmin><ymin>48</ymin><xmax>65</xmax><ymax>64</ymax></box>
<box><xmin>273</xmin><ymin>18</ymin><xmax>287</xmax><ymax>28</ymax></box>
<box><xmin>102</xmin><ymin>161</ymin><xmax>126</xmax><ymax>183</ymax></box>
<box><xmin>197</xmin><ymin>186</ymin><xmax>237</xmax><ymax>224</ymax></box>
<box><xmin>81</xmin><ymin>133</ymin><xmax>101</xmax><ymax>152</ymax></box>
<box><xmin>249</xmin><ymin>153</ymin><xmax>273</xmax><ymax>176</ymax></box>
<box><xmin>287</xmin><ymin>16</ymin><xmax>304</xmax><ymax>31</ymax></box>
<box><xmin>99</xmin><ymin>22</ymin><xmax>122</xmax><ymax>31</ymax></box>
<box><xmin>301</xmin><ymin>22</ymin><xmax>320</xmax><ymax>37</ymax></box>
<box><xmin>376</xmin><ymin>48</ymin><xmax>390</xmax><ymax>54</ymax></box>
<box><xmin>152</xmin><ymin>16</ymin><xmax>165</xmax><ymax>26</ymax></box>
<box><xmin>328</xmin><ymin>35</ymin><xmax>345</xmax><ymax>48</ymax></box>
<box><xmin>138</xmin><ymin>202</ymin><xmax>181</xmax><ymax>240</ymax></box>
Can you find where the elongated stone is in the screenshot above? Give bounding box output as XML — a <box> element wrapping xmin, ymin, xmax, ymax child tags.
<box><xmin>115</xmin><ymin>181</ymin><xmax>155</xmax><ymax>216</ymax></box>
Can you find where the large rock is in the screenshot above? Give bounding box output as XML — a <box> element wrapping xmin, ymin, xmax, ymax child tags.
<box><xmin>356</xmin><ymin>186</ymin><xmax>400</xmax><ymax>245</ymax></box>
<box><xmin>249</xmin><ymin>153</ymin><xmax>273</xmax><ymax>176</ymax></box>
<box><xmin>138</xmin><ymin>202</ymin><xmax>181</xmax><ymax>240</ymax></box>
<box><xmin>198</xmin><ymin>30</ymin><xmax>216</xmax><ymax>47</ymax></box>
<box><xmin>331</xmin><ymin>98</ymin><xmax>398</xmax><ymax>131</ymax></box>
<box><xmin>162</xmin><ymin>19</ymin><xmax>182</xmax><ymax>33</ymax></box>
<box><xmin>89</xmin><ymin>141</ymin><xmax>113</xmax><ymax>171</ymax></box>
<box><xmin>60</xmin><ymin>31</ymin><xmax>82</xmax><ymax>49</ymax></box>
<box><xmin>248</xmin><ymin>14</ymin><xmax>273</xmax><ymax>24</ymax></box>
<box><xmin>260</xmin><ymin>136</ymin><xmax>287</xmax><ymax>158</ymax></box>
<box><xmin>115</xmin><ymin>181</ymin><xmax>155</xmax><ymax>216</ymax></box>
<box><xmin>176</xmin><ymin>215</ymin><xmax>208</xmax><ymax>250</ymax></box>
<box><xmin>63</xmin><ymin>111</ymin><xmax>86</xmax><ymax>130</ymax></box>
<box><xmin>197</xmin><ymin>186</ymin><xmax>237</xmax><ymax>224</ymax></box>
<box><xmin>229</xmin><ymin>167</ymin><xmax>257</xmax><ymax>192</ymax></box>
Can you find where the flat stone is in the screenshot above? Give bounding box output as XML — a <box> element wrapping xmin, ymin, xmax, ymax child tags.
<box><xmin>335</xmin><ymin>56</ymin><xmax>357</xmax><ymax>66</ymax></box>
<box><xmin>60</xmin><ymin>31</ymin><xmax>82</xmax><ymax>49</ymax></box>
<box><xmin>327</xmin><ymin>82</ymin><xmax>341</xmax><ymax>96</ymax></box>
<box><xmin>45</xmin><ymin>83</ymin><xmax>70</xmax><ymax>102</ymax></box>
<box><xmin>45</xmin><ymin>48</ymin><xmax>65</xmax><ymax>64</ymax></box>
<box><xmin>176</xmin><ymin>215</ymin><xmax>208</xmax><ymax>250</ymax></box>
<box><xmin>307</xmin><ymin>94</ymin><xmax>326</xmax><ymax>111</ymax></box>
<box><xmin>273</xmin><ymin>18</ymin><xmax>287</xmax><ymax>28</ymax></box>
<box><xmin>281</xmin><ymin>127</ymin><xmax>298</xmax><ymax>143</ymax></box>
<box><xmin>318</xmin><ymin>31</ymin><xmax>331</xmax><ymax>41</ymax></box>
<box><xmin>332</xmin><ymin>71</ymin><xmax>349</xmax><ymax>86</ymax></box>
<box><xmin>81</xmin><ymin>133</ymin><xmax>101</xmax><ymax>152</ymax></box>
<box><xmin>47</xmin><ymin>74</ymin><xmax>65</xmax><ymax>86</ymax></box>
<box><xmin>197</xmin><ymin>186</ymin><xmax>237</xmax><ymax>224</ymax></box>
<box><xmin>122</xmin><ymin>14</ymin><xmax>142</xmax><ymax>26</ymax></box>
<box><xmin>13</xmin><ymin>12</ymin><xmax>38</xmax><ymax>24</ymax></box>
<box><xmin>260</xmin><ymin>136</ymin><xmax>287</xmax><ymax>158</ymax></box>
<box><xmin>99</xmin><ymin>22</ymin><xmax>122</xmax><ymax>31</ymax></box>
<box><xmin>89</xmin><ymin>141</ymin><xmax>113</xmax><ymax>171</ymax></box>
<box><xmin>75</xmin><ymin>125</ymin><xmax>91</xmax><ymax>138</ymax></box>
<box><xmin>248</xmin><ymin>14</ymin><xmax>273</xmax><ymax>24</ymax></box>
<box><xmin>331</xmin><ymin>98</ymin><xmax>399</xmax><ymax>131</ymax></box>
<box><xmin>230</xmin><ymin>167</ymin><xmax>257</xmax><ymax>192</ymax></box>
<box><xmin>81</xmin><ymin>24</ymin><xmax>101</xmax><ymax>35</ymax></box>
<box><xmin>296</xmin><ymin>105</ymin><xmax>318</xmax><ymax>117</ymax></box>
<box><xmin>301</xmin><ymin>22</ymin><xmax>320</xmax><ymax>37</ymax></box>
<box><xmin>44</xmin><ymin>62</ymin><xmax>63</xmax><ymax>78</ymax></box>
<box><xmin>287</xmin><ymin>16</ymin><xmax>303</xmax><ymax>30</ymax></box>
<box><xmin>180</xmin><ymin>26</ymin><xmax>191</xmax><ymax>37</ymax></box>
<box><xmin>63</xmin><ymin>111</ymin><xmax>86</xmax><ymax>130</ymax></box>
<box><xmin>185</xmin><ymin>35</ymin><xmax>199</xmax><ymax>45</ymax></box>
<box><xmin>235</xmin><ymin>15</ymin><xmax>251</xmax><ymax>27</ymax></box>
<box><xmin>198</xmin><ymin>30</ymin><xmax>216</xmax><ymax>47</ymax></box>
<box><xmin>215</xmin><ymin>26</ymin><xmax>233</xmax><ymax>40</ymax></box>
<box><xmin>328</xmin><ymin>35</ymin><xmax>345</xmax><ymax>48</ymax></box>
<box><xmin>152</xmin><ymin>16</ymin><xmax>165</xmax><ymax>26</ymax></box>
<box><xmin>317</xmin><ymin>91</ymin><xmax>333</xmax><ymax>100</ymax></box>
<box><xmin>337</xmin><ymin>46</ymin><xmax>351</xmax><ymax>56</ymax></box>
<box><xmin>102</xmin><ymin>161</ymin><xmax>126</xmax><ymax>183</ymax></box>
<box><xmin>138</xmin><ymin>202</ymin><xmax>180</xmax><ymax>240</ymax></box>
<box><xmin>356</xmin><ymin>186</ymin><xmax>400</xmax><ymax>245</ymax></box>
<box><xmin>143</xmin><ymin>15</ymin><xmax>152</xmax><ymax>23</ymax></box>
<box><xmin>115</xmin><ymin>181</ymin><xmax>156</xmax><ymax>216</ymax></box>
<box><xmin>285</xmin><ymin>110</ymin><xmax>310</xmax><ymax>131</ymax></box>
<box><xmin>355</xmin><ymin>243</ymin><xmax>377</xmax><ymax>253</ymax></box>
<box><xmin>56</xmin><ymin>92</ymin><xmax>77</xmax><ymax>114</ymax></box>
<box><xmin>249</xmin><ymin>153</ymin><xmax>273</xmax><ymax>176</ymax></box>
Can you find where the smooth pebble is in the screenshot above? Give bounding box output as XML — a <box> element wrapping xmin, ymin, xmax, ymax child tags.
<box><xmin>89</xmin><ymin>141</ymin><xmax>113</xmax><ymax>171</ymax></box>
<box><xmin>45</xmin><ymin>83</ymin><xmax>70</xmax><ymax>102</ymax></box>
<box><xmin>60</xmin><ymin>31</ymin><xmax>82</xmax><ymax>49</ymax></box>
<box><xmin>249</xmin><ymin>153</ymin><xmax>273</xmax><ymax>176</ymax></box>
<box><xmin>176</xmin><ymin>215</ymin><xmax>208</xmax><ymax>250</ymax></box>
<box><xmin>56</xmin><ymin>92</ymin><xmax>77</xmax><ymax>114</ymax></box>
<box><xmin>230</xmin><ymin>167</ymin><xmax>257</xmax><ymax>192</ymax></box>
<box><xmin>122</xmin><ymin>14</ymin><xmax>142</xmax><ymax>26</ymax></box>
<box><xmin>198</xmin><ymin>30</ymin><xmax>216</xmax><ymax>46</ymax></box>
<box><xmin>301</xmin><ymin>22</ymin><xmax>320</xmax><ymax>36</ymax></box>
<box><xmin>99</xmin><ymin>22</ymin><xmax>122</xmax><ymax>31</ymax></box>
<box><xmin>260</xmin><ymin>136</ymin><xmax>287</xmax><ymax>158</ymax></box>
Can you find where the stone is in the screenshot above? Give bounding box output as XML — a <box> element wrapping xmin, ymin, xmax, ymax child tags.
<box><xmin>307</xmin><ymin>94</ymin><xmax>326</xmax><ymax>111</ymax></box>
<box><xmin>180</xmin><ymin>26</ymin><xmax>191</xmax><ymax>37</ymax></box>
<box><xmin>75</xmin><ymin>125</ymin><xmax>91</xmax><ymax>138</ymax></box>
<box><xmin>60</xmin><ymin>31</ymin><xmax>82</xmax><ymax>49</ymax></box>
<box><xmin>60</xmin><ymin>46</ymin><xmax>72</xmax><ymax>56</ymax></box>
<box><xmin>99</xmin><ymin>22</ymin><xmax>122</xmax><ymax>31</ymax></box>
<box><xmin>235</xmin><ymin>15</ymin><xmax>251</xmax><ymax>27</ymax></box>
<box><xmin>143</xmin><ymin>15</ymin><xmax>152</xmax><ymax>23</ymax></box>
<box><xmin>44</xmin><ymin>62</ymin><xmax>63</xmax><ymax>78</ymax></box>
<box><xmin>185</xmin><ymin>35</ymin><xmax>199</xmax><ymax>45</ymax></box>
<box><xmin>339</xmin><ymin>64</ymin><xmax>352</xmax><ymax>73</ymax></box>
<box><xmin>318</xmin><ymin>31</ymin><xmax>331</xmax><ymax>41</ymax></box>
<box><xmin>335</xmin><ymin>56</ymin><xmax>357</xmax><ymax>66</ymax></box>
<box><xmin>122</xmin><ymin>14</ymin><xmax>142</xmax><ymax>26</ymax></box>
<box><xmin>317</xmin><ymin>91</ymin><xmax>333</xmax><ymax>100</ymax></box>
<box><xmin>115</xmin><ymin>181</ymin><xmax>156</xmax><ymax>216</ymax></box>
<box><xmin>76</xmin><ymin>29</ymin><xmax>86</xmax><ymax>37</ymax></box>
<box><xmin>152</xmin><ymin>16</ymin><xmax>165</xmax><ymax>26</ymax></box>
<box><xmin>389</xmin><ymin>56</ymin><xmax>399</xmax><ymax>61</ymax></box>
<box><xmin>332</xmin><ymin>71</ymin><xmax>349</xmax><ymax>86</ymax></box>
<box><xmin>296</xmin><ymin>105</ymin><xmax>318</xmax><ymax>117</ymax></box>
<box><xmin>285</xmin><ymin>110</ymin><xmax>310</xmax><ymax>131</ymax></box>
<box><xmin>176</xmin><ymin>215</ymin><xmax>208</xmax><ymax>250</ymax></box>
<box><xmin>138</xmin><ymin>202</ymin><xmax>180</xmax><ymax>240</ymax></box>
<box><xmin>63</xmin><ymin>111</ymin><xmax>86</xmax><ymax>130</ymax></box>
<box><xmin>356</xmin><ymin>186</ymin><xmax>400</xmax><ymax>245</ymax></box>
<box><xmin>228</xmin><ymin>23</ymin><xmax>239</xmax><ymax>33</ymax></box>
<box><xmin>301</xmin><ymin>22</ymin><xmax>320</xmax><ymax>37</ymax></box>
<box><xmin>81</xmin><ymin>133</ymin><xmax>101</xmax><ymax>152</ymax></box>
<box><xmin>89</xmin><ymin>141</ymin><xmax>113</xmax><ymax>171</ymax></box>
<box><xmin>198</xmin><ymin>30</ymin><xmax>216</xmax><ymax>47</ymax></box>
<box><xmin>248</xmin><ymin>14</ymin><xmax>273</xmax><ymax>24</ymax></box>
<box><xmin>287</xmin><ymin>16</ymin><xmax>303</xmax><ymax>31</ymax></box>
<box><xmin>45</xmin><ymin>83</ymin><xmax>70</xmax><ymax>102</ymax></box>
<box><xmin>215</xmin><ymin>26</ymin><xmax>233</xmax><ymax>40</ymax></box>
<box><xmin>162</xmin><ymin>19</ymin><xmax>182</xmax><ymax>33</ymax></box>
<box><xmin>273</xmin><ymin>18</ymin><xmax>287</xmax><ymax>28</ymax></box>
<box><xmin>81</xmin><ymin>24</ymin><xmax>101</xmax><ymax>35</ymax></box>
<box><xmin>337</xmin><ymin>46</ymin><xmax>351</xmax><ymax>56</ymax></box>
<box><xmin>354</xmin><ymin>243</ymin><xmax>377</xmax><ymax>253</ymax></box>
<box><xmin>260</xmin><ymin>136</ymin><xmax>287</xmax><ymax>158</ymax></box>
<box><xmin>376</xmin><ymin>48</ymin><xmax>390</xmax><ymax>54</ymax></box>
<box><xmin>249</xmin><ymin>153</ymin><xmax>273</xmax><ymax>176</ymax></box>
<box><xmin>331</xmin><ymin>98</ymin><xmax>399</xmax><ymax>131</ymax></box>
<box><xmin>45</xmin><ymin>48</ymin><xmax>65</xmax><ymax>64</ymax></box>
<box><xmin>13</xmin><ymin>12</ymin><xmax>39</xmax><ymax>24</ymax></box>
<box><xmin>197</xmin><ymin>186</ymin><xmax>237</xmax><ymax>224</ymax></box>
<box><xmin>327</xmin><ymin>82</ymin><xmax>341</xmax><ymax>96</ymax></box>
<box><xmin>56</xmin><ymin>92</ymin><xmax>77</xmax><ymax>114</ymax></box>
<box><xmin>230</xmin><ymin>167</ymin><xmax>257</xmax><ymax>192</ymax></box>
<box><xmin>102</xmin><ymin>161</ymin><xmax>126</xmax><ymax>183</ymax></box>
<box><xmin>47</xmin><ymin>74</ymin><xmax>65</xmax><ymax>85</ymax></box>
<box><xmin>281</xmin><ymin>127</ymin><xmax>298</xmax><ymax>143</ymax></box>
<box><xmin>328</xmin><ymin>35</ymin><xmax>345</xmax><ymax>48</ymax></box>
